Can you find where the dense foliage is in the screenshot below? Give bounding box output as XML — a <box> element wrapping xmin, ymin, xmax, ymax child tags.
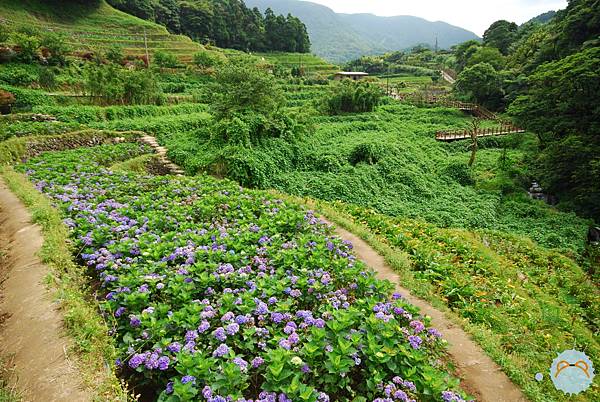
<box><xmin>453</xmin><ymin>0</ymin><xmax>600</xmax><ymax>222</ymax></box>
<box><xmin>320</xmin><ymin>81</ymin><xmax>383</xmax><ymax>115</ymax></box>
<box><xmin>84</xmin><ymin>63</ymin><xmax>165</xmax><ymax>105</ymax></box>
<box><xmin>106</xmin><ymin>0</ymin><xmax>310</xmax><ymax>53</ymax></box>
<box><xmin>20</xmin><ymin>143</ymin><xmax>469</xmax><ymax>402</ymax></box>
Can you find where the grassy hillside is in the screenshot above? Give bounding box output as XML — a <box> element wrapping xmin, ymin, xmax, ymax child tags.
<box><xmin>0</xmin><ymin>0</ymin><xmax>202</xmax><ymax>63</ymax></box>
<box><xmin>255</xmin><ymin>52</ymin><xmax>339</xmax><ymax>76</ymax></box>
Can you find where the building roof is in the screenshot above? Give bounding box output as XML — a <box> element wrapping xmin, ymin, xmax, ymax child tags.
<box><xmin>335</xmin><ymin>71</ymin><xmax>369</xmax><ymax>76</ymax></box>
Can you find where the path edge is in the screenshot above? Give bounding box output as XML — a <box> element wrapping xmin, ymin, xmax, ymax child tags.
<box><xmin>0</xmin><ymin>167</ymin><xmax>129</xmax><ymax>401</ymax></box>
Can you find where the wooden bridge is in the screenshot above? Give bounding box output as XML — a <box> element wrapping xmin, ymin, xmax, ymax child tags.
<box><xmin>391</xmin><ymin>92</ymin><xmax>524</xmax><ymax>141</ymax></box>
<box><xmin>436</xmin><ymin>123</ymin><xmax>525</xmax><ymax>141</ymax></box>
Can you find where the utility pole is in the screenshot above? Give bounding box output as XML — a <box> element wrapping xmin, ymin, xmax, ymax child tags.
<box><xmin>144</xmin><ymin>28</ymin><xmax>150</xmax><ymax>67</ymax></box>
<box><xmin>435</xmin><ymin>35</ymin><xmax>438</xmax><ymax>54</ymax></box>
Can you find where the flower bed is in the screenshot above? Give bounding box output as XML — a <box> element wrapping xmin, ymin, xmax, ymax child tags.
<box><xmin>19</xmin><ymin>144</ymin><xmax>469</xmax><ymax>402</ymax></box>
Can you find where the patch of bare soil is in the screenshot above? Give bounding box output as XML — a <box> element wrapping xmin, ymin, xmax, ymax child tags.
<box><xmin>0</xmin><ymin>178</ymin><xmax>91</xmax><ymax>402</ymax></box>
<box><xmin>328</xmin><ymin>222</ymin><xmax>528</xmax><ymax>402</ymax></box>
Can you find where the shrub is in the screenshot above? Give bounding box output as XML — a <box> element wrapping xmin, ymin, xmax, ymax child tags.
<box><xmin>0</xmin><ymin>64</ymin><xmax>39</xmax><ymax>86</ymax></box>
<box><xmin>0</xmin><ymin>24</ymin><xmax>9</xmax><ymax>44</ymax></box>
<box><xmin>442</xmin><ymin>162</ymin><xmax>475</xmax><ymax>186</ymax></box>
<box><xmin>348</xmin><ymin>142</ymin><xmax>388</xmax><ymax>165</ymax></box>
<box><xmin>0</xmin><ymin>84</ymin><xmax>55</xmax><ymax>110</ymax></box>
<box><xmin>153</xmin><ymin>51</ymin><xmax>179</xmax><ymax>68</ymax></box>
<box><xmin>321</xmin><ymin>81</ymin><xmax>383</xmax><ymax>115</ymax></box>
<box><xmin>38</xmin><ymin>67</ymin><xmax>58</xmax><ymax>89</ymax></box>
<box><xmin>11</xmin><ymin>32</ymin><xmax>40</xmax><ymax>64</ymax></box>
<box><xmin>193</xmin><ymin>50</ymin><xmax>224</xmax><ymax>69</ymax></box>
<box><xmin>105</xmin><ymin>45</ymin><xmax>125</xmax><ymax>64</ymax></box>
<box><xmin>211</xmin><ymin>111</ymin><xmax>304</xmax><ymax>147</ymax></box>
<box><xmin>209</xmin><ymin>60</ymin><xmax>283</xmax><ymax>119</ymax></box>
<box><xmin>40</xmin><ymin>32</ymin><xmax>69</xmax><ymax>66</ymax></box>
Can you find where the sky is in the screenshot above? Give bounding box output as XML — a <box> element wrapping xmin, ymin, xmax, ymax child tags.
<box><xmin>299</xmin><ymin>0</ymin><xmax>568</xmax><ymax>36</ymax></box>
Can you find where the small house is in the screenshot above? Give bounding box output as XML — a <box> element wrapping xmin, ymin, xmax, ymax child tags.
<box><xmin>334</xmin><ymin>72</ymin><xmax>369</xmax><ymax>81</ymax></box>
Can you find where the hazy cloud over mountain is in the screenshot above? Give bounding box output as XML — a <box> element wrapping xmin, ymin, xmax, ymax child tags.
<box><xmin>297</xmin><ymin>0</ymin><xmax>567</xmax><ymax>35</ymax></box>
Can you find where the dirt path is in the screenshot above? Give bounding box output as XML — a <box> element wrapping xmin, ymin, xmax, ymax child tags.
<box><xmin>328</xmin><ymin>222</ymin><xmax>527</xmax><ymax>402</ymax></box>
<box><xmin>0</xmin><ymin>178</ymin><xmax>90</xmax><ymax>402</ymax></box>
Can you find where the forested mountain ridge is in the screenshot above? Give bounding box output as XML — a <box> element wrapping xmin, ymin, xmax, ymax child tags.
<box><xmin>106</xmin><ymin>0</ymin><xmax>311</xmax><ymax>52</ymax></box>
<box><xmin>244</xmin><ymin>0</ymin><xmax>480</xmax><ymax>62</ymax></box>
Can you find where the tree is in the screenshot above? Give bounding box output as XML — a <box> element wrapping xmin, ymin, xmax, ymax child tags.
<box><xmin>555</xmin><ymin>0</ymin><xmax>600</xmax><ymax>56</ymax></box>
<box><xmin>454</xmin><ymin>62</ymin><xmax>504</xmax><ymax>110</ymax></box>
<box><xmin>209</xmin><ymin>58</ymin><xmax>283</xmax><ymax>119</ymax></box>
<box><xmin>453</xmin><ymin>40</ymin><xmax>481</xmax><ymax>72</ymax></box>
<box><xmin>466</xmin><ymin>46</ymin><xmax>505</xmax><ymax>70</ymax></box>
<box><xmin>508</xmin><ymin>47</ymin><xmax>600</xmax><ymax>140</ymax></box>
<box><xmin>483</xmin><ymin>20</ymin><xmax>518</xmax><ymax>55</ymax></box>
<box><xmin>509</xmin><ymin>47</ymin><xmax>600</xmax><ymax>221</ymax></box>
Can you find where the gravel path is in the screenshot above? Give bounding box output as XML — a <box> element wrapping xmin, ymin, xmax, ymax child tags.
<box><xmin>327</xmin><ymin>221</ymin><xmax>527</xmax><ymax>402</ymax></box>
<box><xmin>0</xmin><ymin>178</ymin><xmax>90</xmax><ymax>402</ymax></box>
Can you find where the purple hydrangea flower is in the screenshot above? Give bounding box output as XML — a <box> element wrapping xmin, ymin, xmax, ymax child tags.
<box><xmin>129</xmin><ymin>315</ymin><xmax>141</xmax><ymax>327</ymax></box>
<box><xmin>213</xmin><ymin>343</ymin><xmax>230</xmax><ymax>357</ymax></box>
<box><xmin>214</xmin><ymin>327</ymin><xmax>227</xmax><ymax>341</ymax></box>
<box><xmin>158</xmin><ymin>356</ymin><xmax>170</xmax><ymax>371</ymax></box>
<box><xmin>198</xmin><ymin>320</ymin><xmax>210</xmax><ymax>333</ymax></box>
<box><xmin>233</xmin><ymin>357</ymin><xmax>248</xmax><ymax>372</ymax></box>
<box><xmin>128</xmin><ymin>353</ymin><xmax>145</xmax><ymax>369</ymax></box>
<box><xmin>181</xmin><ymin>375</ymin><xmax>196</xmax><ymax>385</ymax></box>
<box><xmin>167</xmin><ymin>342</ymin><xmax>181</xmax><ymax>353</ymax></box>
<box><xmin>251</xmin><ymin>356</ymin><xmax>265</xmax><ymax>368</ymax></box>
<box><xmin>408</xmin><ymin>335</ymin><xmax>422</xmax><ymax>350</ymax></box>
<box><xmin>226</xmin><ymin>322</ymin><xmax>240</xmax><ymax>336</ymax></box>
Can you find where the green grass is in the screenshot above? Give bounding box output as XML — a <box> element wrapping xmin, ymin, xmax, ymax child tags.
<box><xmin>0</xmin><ymin>0</ymin><xmax>202</xmax><ymax>62</ymax></box>
<box><xmin>255</xmin><ymin>52</ymin><xmax>339</xmax><ymax>76</ymax></box>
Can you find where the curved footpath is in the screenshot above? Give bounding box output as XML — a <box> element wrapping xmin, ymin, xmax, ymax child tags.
<box><xmin>328</xmin><ymin>222</ymin><xmax>527</xmax><ymax>402</ymax></box>
<box><xmin>0</xmin><ymin>179</ymin><xmax>90</xmax><ymax>402</ymax></box>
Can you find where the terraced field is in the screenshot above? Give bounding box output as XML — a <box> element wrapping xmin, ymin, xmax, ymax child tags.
<box><xmin>255</xmin><ymin>52</ymin><xmax>339</xmax><ymax>76</ymax></box>
<box><xmin>0</xmin><ymin>0</ymin><xmax>202</xmax><ymax>63</ymax></box>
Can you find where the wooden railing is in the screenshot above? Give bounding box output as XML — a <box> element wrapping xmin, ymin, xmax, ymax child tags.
<box><xmin>436</xmin><ymin>123</ymin><xmax>525</xmax><ymax>141</ymax></box>
<box><xmin>391</xmin><ymin>92</ymin><xmax>524</xmax><ymax>141</ymax></box>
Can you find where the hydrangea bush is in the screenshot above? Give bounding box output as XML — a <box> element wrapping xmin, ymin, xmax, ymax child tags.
<box><xmin>19</xmin><ymin>143</ymin><xmax>470</xmax><ymax>402</ymax></box>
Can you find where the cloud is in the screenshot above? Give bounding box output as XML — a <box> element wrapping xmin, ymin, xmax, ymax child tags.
<box><xmin>301</xmin><ymin>0</ymin><xmax>567</xmax><ymax>35</ymax></box>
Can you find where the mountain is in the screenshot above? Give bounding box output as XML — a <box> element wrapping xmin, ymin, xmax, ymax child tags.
<box><xmin>525</xmin><ymin>10</ymin><xmax>557</xmax><ymax>25</ymax></box>
<box><xmin>244</xmin><ymin>0</ymin><xmax>480</xmax><ymax>62</ymax></box>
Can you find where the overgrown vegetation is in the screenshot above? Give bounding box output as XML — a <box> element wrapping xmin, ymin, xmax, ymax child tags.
<box><xmin>18</xmin><ymin>143</ymin><xmax>470</xmax><ymax>402</ymax></box>
<box><xmin>452</xmin><ymin>0</ymin><xmax>600</xmax><ymax>223</ymax></box>
<box><xmin>320</xmin><ymin>81</ymin><xmax>383</xmax><ymax>115</ymax></box>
